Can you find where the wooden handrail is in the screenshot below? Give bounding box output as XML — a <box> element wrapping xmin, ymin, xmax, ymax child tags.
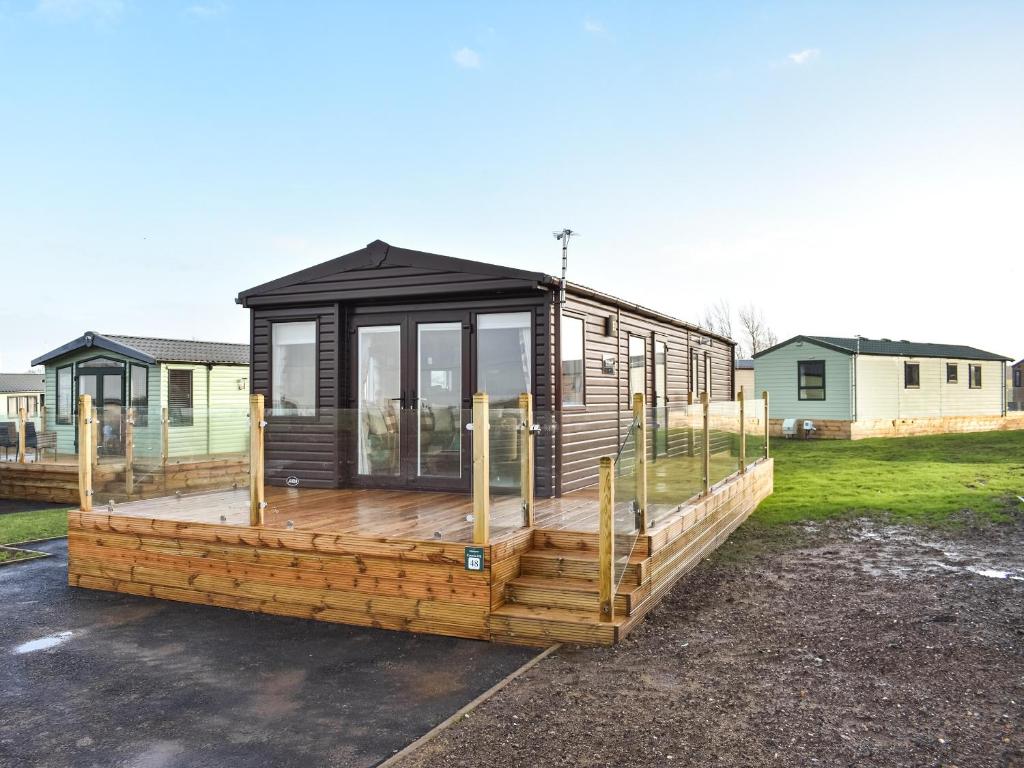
<box><xmin>598</xmin><ymin>455</ymin><xmax>614</xmax><ymax>622</ymax></box>
<box><xmin>472</xmin><ymin>393</ymin><xmax>490</xmax><ymax>546</ymax></box>
<box><xmin>519</xmin><ymin>392</ymin><xmax>534</xmax><ymax>528</ymax></box>
<box><xmin>78</xmin><ymin>395</ymin><xmax>93</xmax><ymax>512</ymax></box>
<box><xmin>249</xmin><ymin>394</ymin><xmax>265</xmax><ymax>526</ymax></box>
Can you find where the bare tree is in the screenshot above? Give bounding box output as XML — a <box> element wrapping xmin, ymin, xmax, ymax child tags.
<box><xmin>699</xmin><ymin>299</ymin><xmax>734</xmax><ymax>341</ymax></box>
<box><xmin>738</xmin><ymin>304</ymin><xmax>778</xmax><ymax>355</ymax></box>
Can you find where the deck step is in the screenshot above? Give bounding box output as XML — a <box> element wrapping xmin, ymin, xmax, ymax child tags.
<box><xmin>488</xmin><ymin>603</ymin><xmax>622</xmax><ymax>647</ymax></box>
<box><xmin>519</xmin><ymin>547</ymin><xmax>646</xmax><ymax>585</ymax></box>
<box><xmin>505</xmin><ymin>574</ymin><xmax>639</xmax><ymax>615</ymax></box>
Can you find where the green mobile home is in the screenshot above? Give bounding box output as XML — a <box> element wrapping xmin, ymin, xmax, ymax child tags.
<box><xmin>31</xmin><ymin>332</ymin><xmax>250</xmax><ymax>460</ymax></box>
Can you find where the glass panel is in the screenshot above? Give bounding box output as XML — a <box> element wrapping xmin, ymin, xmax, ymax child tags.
<box><xmin>561</xmin><ymin>314</ymin><xmax>584</xmax><ymax>406</ymax></box>
<box><xmin>77</xmin><ymin>356</ymin><xmax>124</xmax><ymax>368</ymax></box>
<box><xmin>98</xmin><ymin>374</ymin><xmax>124</xmax><ymax>456</ymax></box>
<box><xmin>708</xmin><ymin>401</ymin><xmax>741</xmax><ymax>487</ymax></box>
<box><xmin>489</xmin><ymin>405</ymin><xmax>525</xmax><ymax>538</ymax></box>
<box><xmin>57</xmin><ymin>367</ymin><xmax>73</xmax><ymax>424</ymax></box>
<box><xmin>417</xmin><ymin>322</ymin><xmax>462</xmax><ymax>479</ymax></box>
<box><xmin>271</xmin><ymin>321</ymin><xmax>316</xmax><ymax>415</ymax></box>
<box><xmin>744</xmin><ymin>396</ymin><xmax>766</xmax><ymax>469</ymax></box>
<box><xmin>78</xmin><ymin>373</ymin><xmax>97</xmax><ymax>400</ymax></box>
<box><xmin>357</xmin><ymin>326</ymin><xmax>401</xmax><ymax>477</ymax></box>
<box><xmin>477</xmin><ymin>312</ymin><xmax>531</xmax><ymax>410</ymax></box>
<box><xmin>654</xmin><ymin>341</ymin><xmax>667</xmax><ymax>456</ymax></box>
<box><xmin>614</xmin><ymin>416</ymin><xmax>641</xmax><ymax>590</ymax></box>
<box><xmin>646</xmin><ymin>403</ymin><xmax>703</xmax><ymax>524</ymax></box>
<box><xmin>130</xmin><ymin>364</ymin><xmax>149</xmax><ymax>427</ymax></box>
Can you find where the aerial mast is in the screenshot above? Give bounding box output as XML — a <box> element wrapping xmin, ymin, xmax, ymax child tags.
<box><xmin>553</xmin><ymin>228</ymin><xmax>578</xmax><ymax>306</ymax></box>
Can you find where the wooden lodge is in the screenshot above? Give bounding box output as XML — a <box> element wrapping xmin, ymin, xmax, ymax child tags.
<box><xmin>66</xmin><ymin>241</ymin><xmax>774</xmax><ymax>646</ymax></box>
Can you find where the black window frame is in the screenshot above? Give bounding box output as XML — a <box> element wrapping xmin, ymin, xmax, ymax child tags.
<box><xmin>946</xmin><ymin>363</ymin><xmax>958</xmax><ymax>384</ymax></box>
<box><xmin>270</xmin><ymin>319</ymin><xmax>319</xmax><ymax>417</ymax></box>
<box><xmin>130</xmin><ymin>364</ymin><xmax>149</xmax><ymax>427</ymax></box>
<box><xmin>1014</xmin><ymin>368</ymin><xmax>1021</xmax><ymax>387</ymax></box>
<box><xmin>167</xmin><ymin>368</ymin><xmax>194</xmax><ymax>427</ymax></box>
<box><xmin>56</xmin><ymin>364</ymin><xmax>73</xmax><ymax>425</ymax></box>
<box><xmin>969</xmin><ymin>364</ymin><xmax>982</xmax><ymax>389</ymax></box>
<box><xmin>904</xmin><ymin>362</ymin><xmax>920</xmax><ymax>389</ymax></box>
<box><xmin>797</xmin><ymin>360</ymin><xmax>826</xmax><ymax>401</ymax></box>
<box><xmin>560</xmin><ymin>313</ymin><xmax>586</xmax><ymax>408</ymax></box>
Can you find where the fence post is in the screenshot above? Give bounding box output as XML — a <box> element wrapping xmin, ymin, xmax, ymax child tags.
<box><xmin>249</xmin><ymin>394</ymin><xmax>265</xmax><ymax>526</ymax></box>
<box><xmin>702</xmin><ymin>391</ymin><xmax>711</xmax><ymax>495</ymax></box>
<box><xmin>633</xmin><ymin>392</ymin><xmax>648</xmax><ymax>533</ymax></box>
<box><xmin>78</xmin><ymin>395</ymin><xmax>93</xmax><ymax>512</ymax></box>
<box><xmin>472</xmin><ymin>393</ymin><xmax>490</xmax><ymax>546</ymax></box>
<box><xmin>738</xmin><ymin>390</ymin><xmax>746</xmax><ymax>474</ymax></box>
<box><xmin>763</xmin><ymin>390</ymin><xmax>770</xmax><ymax>459</ymax></box>
<box><xmin>17</xmin><ymin>407</ymin><xmax>26</xmax><ymax>463</ymax></box>
<box><xmin>518</xmin><ymin>392</ymin><xmax>535</xmax><ymax>528</ymax></box>
<box><xmin>598</xmin><ymin>455</ymin><xmax>615</xmax><ymax>623</ymax></box>
<box><xmin>125</xmin><ymin>407</ymin><xmax>135</xmax><ymax>496</ymax></box>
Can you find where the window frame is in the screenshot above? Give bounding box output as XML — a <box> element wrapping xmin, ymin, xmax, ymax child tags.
<box><xmin>559</xmin><ymin>312</ymin><xmax>586</xmax><ymax>408</ymax></box>
<box><xmin>167</xmin><ymin>368</ymin><xmax>194</xmax><ymax>427</ymax></box>
<box><xmin>969</xmin><ymin>364</ymin><xmax>982</xmax><ymax>389</ymax></box>
<box><xmin>627</xmin><ymin>334</ymin><xmax>647</xmax><ymax>401</ymax></box>
<box><xmin>270</xmin><ymin>319</ymin><xmax>319</xmax><ymax>417</ymax></box>
<box><xmin>946</xmin><ymin>363</ymin><xmax>958</xmax><ymax>384</ymax></box>
<box><xmin>475</xmin><ymin>310</ymin><xmax>534</xmax><ymax>405</ymax></box>
<box><xmin>654</xmin><ymin>339</ymin><xmax>668</xmax><ymax>408</ymax></box>
<box><xmin>904</xmin><ymin>362</ymin><xmax>920</xmax><ymax>389</ymax></box>
<box><xmin>797</xmin><ymin>360</ymin><xmax>827</xmax><ymax>401</ymax></box>
<box><xmin>130</xmin><ymin>364</ymin><xmax>149</xmax><ymax>427</ymax></box>
<box><xmin>690</xmin><ymin>348</ymin><xmax>700</xmax><ymax>398</ymax></box>
<box><xmin>56</xmin><ymin>364</ymin><xmax>73</xmax><ymax>425</ymax></box>
<box><xmin>1014</xmin><ymin>368</ymin><xmax>1021</xmax><ymax>388</ymax></box>
<box><xmin>703</xmin><ymin>351</ymin><xmax>711</xmax><ymax>400</ymax></box>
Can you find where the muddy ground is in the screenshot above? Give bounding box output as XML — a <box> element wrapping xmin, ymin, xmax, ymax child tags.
<box><xmin>397</xmin><ymin>518</ymin><xmax>1024</xmax><ymax>768</ymax></box>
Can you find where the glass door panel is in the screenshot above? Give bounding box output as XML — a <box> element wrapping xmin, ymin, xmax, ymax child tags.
<box><xmin>416</xmin><ymin>322</ymin><xmax>462</xmax><ymax>479</ymax></box>
<box><xmin>100</xmin><ymin>373</ymin><xmax>124</xmax><ymax>456</ymax></box>
<box><xmin>654</xmin><ymin>340</ymin><xmax>668</xmax><ymax>457</ymax></box>
<box><xmin>356</xmin><ymin>326</ymin><xmax>402</xmax><ymax>478</ymax></box>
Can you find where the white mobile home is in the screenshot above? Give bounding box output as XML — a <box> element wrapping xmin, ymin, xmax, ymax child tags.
<box><xmin>754</xmin><ymin>336</ymin><xmax>1016</xmax><ymax>439</ymax></box>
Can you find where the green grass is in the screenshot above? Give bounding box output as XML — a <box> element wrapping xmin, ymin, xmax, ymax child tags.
<box><xmin>0</xmin><ymin>508</ymin><xmax>69</xmax><ymax>546</ymax></box>
<box><xmin>0</xmin><ymin>546</ymin><xmax>44</xmax><ymax>564</ymax></box>
<box><xmin>754</xmin><ymin>430</ymin><xmax>1024</xmax><ymax>527</ymax></box>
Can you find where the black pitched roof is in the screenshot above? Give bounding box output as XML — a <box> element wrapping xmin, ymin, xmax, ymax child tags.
<box><xmin>753</xmin><ymin>335</ymin><xmax>1011</xmax><ymax>362</ymax></box>
<box><xmin>0</xmin><ymin>373</ymin><xmax>44</xmax><ymax>393</ymax></box>
<box><xmin>31</xmin><ymin>332</ymin><xmax>249</xmax><ymax>367</ymax></box>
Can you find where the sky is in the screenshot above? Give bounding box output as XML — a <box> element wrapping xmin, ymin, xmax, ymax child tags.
<box><xmin>1</xmin><ymin>1</ymin><xmax>1022</xmax><ymax>370</ymax></box>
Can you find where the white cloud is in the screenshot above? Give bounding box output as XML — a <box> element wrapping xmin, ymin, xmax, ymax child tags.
<box><xmin>788</xmin><ymin>48</ymin><xmax>820</xmax><ymax>65</ymax></box>
<box><xmin>583</xmin><ymin>18</ymin><xmax>605</xmax><ymax>35</ymax></box>
<box><xmin>185</xmin><ymin>2</ymin><xmax>226</xmax><ymax>17</ymax></box>
<box><xmin>36</xmin><ymin>0</ymin><xmax>123</xmax><ymax>21</ymax></box>
<box><xmin>452</xmin><ymin>47</ymin><xmax>481</xmax><ymax>69</ymax></box>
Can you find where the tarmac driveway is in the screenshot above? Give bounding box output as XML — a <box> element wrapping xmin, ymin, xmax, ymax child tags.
<box><xmin>0</xmin><ymin>540</ymin><xmax>538</xmax><ymax>768</ymax></box>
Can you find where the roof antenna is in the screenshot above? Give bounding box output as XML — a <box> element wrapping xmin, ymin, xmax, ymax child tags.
<box><xmin>553</xmin><ymin>229</ymin><xmax>578</xmax><ymax>306</ymax></box>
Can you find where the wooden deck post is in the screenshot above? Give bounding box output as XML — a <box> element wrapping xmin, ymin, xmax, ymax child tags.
<box><xmin>738</xmin><ymin>390</ymin><xmax>747</xmax><ymax>474</ymax></box>
<box><xmin>702</xmin><ymin>391</ymin><xmax>711</xmax><ymax>495</ymax></box>
<box><xmin>78</xmin><ymin>395</ymin><xmax>93</xmax><ymax>512</ymax></box>
<box><xmin>125</xmin><ymin>407</ymin><xmax>135</xmax><ymax>496</ymax></box>
<box><xmin>633</xmin><ymin>392</ymin><xmax>648</xmax><ymax>533</ymax></box>
<box><xmin>598</xmin><ymin>455</ymin><xmax>615</xmax><ymax>622</ymax></box>
<box><xmin>17</xmin><ymin>407</ymin><xmax>26</xmax><ymax>463</ymax></box>
<box><xmin>249</xmin><ymin>394</ymin><xmax>265</xmax><ymax>526</ymax></box>
<box><xmin>39</xmin><ymin>405</ymin><xmax>46</xmax><ymax>433</ymax></box>
<box><xmin>92</xmin><ymin>406</ymin><xmax>99</xmax><ymax>467</ymax></box>
<box><xmin>518</xmin><ymin>392</ymin><xmax>535</xmax><ymax>528</ymax></box>
<box><xmin>763</xmin><ymin>389</ymin><xmax>770</xmax><ymax>459</ymax></box>
<box><xmin>472</xmin><ymin>393</ymin><xmax>490</xmax><ymax>546</ymax></box>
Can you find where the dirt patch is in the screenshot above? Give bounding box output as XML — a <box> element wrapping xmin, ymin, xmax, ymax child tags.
<box><xmin>396</xmin><ymin>519</ymin><xmax>1024</xmax><ymax>768</ymax></box>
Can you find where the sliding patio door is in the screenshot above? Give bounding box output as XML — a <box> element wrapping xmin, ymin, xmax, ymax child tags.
<box><xmin>351</xmin><ymin>312</ymin><xmax>470</xmax><ymax>490</ymax></box>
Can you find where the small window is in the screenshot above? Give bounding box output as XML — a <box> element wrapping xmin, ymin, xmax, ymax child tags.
<box><xmin>704</xmin><ymin>352</ymin><xmax>711</xmax><ymax>400</ymax></box>
<box><xmin>628</xmin><ymin>335</ymin><xmax>646</xmax><ymax>399</ymax></box>
<box><xmin>904</xmin><ymin>362</ymin><xmax>920</xmax><ymax>389</ymax></box>
<box><xmin>1015</xmin><ymin>368</ymin><xmax>1022</xmax><ymax>387</ymax></box>
<box><xmin>798</xmin><ymin>360</ymin><xmax>826</xmax><ymax>400</ymax></box>
<box><xmin>6</xmin><ymin>397</ymin><xmax>14</xmax><ymax>415</ymax></box>
<box><xmin>654</xmin><ymin>340</ymin><xmax>667</xmax><ymax>408</ymax></box>
<box><xmin>561</xmin><ymin>314</ymin><xmax>585</xmax><ymax>406</ymax></box>
<box><xmin>56</xmin><ymin>365</ymin><xmax>73</xmax><ymax>424</ymax></box>
<box><xmin>167</xmin><ymin>369</ymin><xmax>194</xmax><ymax>427</ymax></box>
<box><xmin>946</xmin><ymin>364</ymin><xmax>958</xmax><ymax>384</ymax></box>
<box><xmin>272</xmin><ymin>321</ymin><xmax>317</xmax><ymax>415</ymax></box>
<box><xmin>477</xmin><ymin>312</ymin><xmax>532</xmax><ymax>409</ymax></box>
<box><xmin>969</xmin><ymin>364</ymin><xmax>982</xmax><ymax>389</ymax></box>
<box><xmin>130</xmin><ymin>364</ymin><xmax>149</xmax><ymax>427</ymax></box>
<box><xmin>690</xmin><ymin>349</ymin><xmax>700</xmax><ymax>397</ymax></box>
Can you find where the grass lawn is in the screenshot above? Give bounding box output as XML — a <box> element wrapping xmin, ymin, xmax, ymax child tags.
<box><xmin>754</xmin><ymin>429</ymin><xmax>1024</xmax><ymax>527</ymax></box>
<box><xmin>0</xmin><ymin>508</ymin><xmax>69</xmax><ymax>546</ymax></box>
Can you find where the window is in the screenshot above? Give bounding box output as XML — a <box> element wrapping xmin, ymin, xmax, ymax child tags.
<box><xmin>797</xmin><ymin>360</ymin><xmax>826</xmax><ymax>400</ymax></box>
<box><xmin>704</xmin><ymin>352</ymin><xmax>711</xmax><ymax>400</ymax></box>
<box><xmin>690</xmin><ymin>349</ymin><xmax>699</xmax><ymax>397</ymax></box>
<box><xmin>628</xmin><ymin>335</ymin><xmax>646</xmax><ymax>400</ymax></box>
<box><xmin>904</xmin><ymin>362</ymin><xmax>920</xmax><ymax>389</ymax></box>
<box><xmin>271</xmin><ymin>321</ymin><xmax>317</xmax><ymax>415</ymax></box>
<box><xmin>167</xmin><ymin>369</ymin><xmax>194</xmax><ymax>427</ymax></box>
<box><xmin>561</xmin><ymin>314</ymin><xmax>585</xmax><ymax>406</ymax></box>
<box><xmin>477</xmin><ymin>312</ymin><xmax>532</xmax><ymax>409</ymax></box>
<box><xmin>130</xmin><ymin>364</ymin><xmax>149</xmax><ymax>427</ymax></box>
<box><xmin>654</xmin><ymin>340</ymin><xmax>667</xmax><ymax>407</ymax></box>
<box><xmin>56</xmin><ymin>365</ymin><xmax>73</xmax><ymax>424</ymax></box>
<box><xmin>969</xmin><ymin>364</ymin><xmax>982</xmax><ymax>389</ymax></box>
<box><xmin>947</xmin><ymin>364</ymin><xmax>958</xmax><ymax>384</ymax></box>
<box><xmin>1015</xmin><ymin>368</ymin><xmax>1022</xmax><ymax>387</ymax></box>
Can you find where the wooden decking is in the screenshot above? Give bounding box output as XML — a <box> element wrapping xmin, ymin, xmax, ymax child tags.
<box><xmin>67</xmin><ymin>460</ymin><xmax>775</xmax><ymax>646</ymax></box>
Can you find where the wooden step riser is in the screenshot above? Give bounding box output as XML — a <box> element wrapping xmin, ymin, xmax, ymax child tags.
<box><xmin>488</xmin><ymin>613</ymin><xmax>617</xmax><ymax>647</ymax></box>
<box><xmin>533</xmin><ymin>528</ymin><xmax>652</xmax><ymax>558</ymax></box>
<box><xmin>520</xmin><ymin>555</ymin><xmax>644</xmax><ymax>585</ymax></box>
<box><xmin>505</xmin><ymin>583</ymin><xmax>632</xmax><ymax>615</ymax></box>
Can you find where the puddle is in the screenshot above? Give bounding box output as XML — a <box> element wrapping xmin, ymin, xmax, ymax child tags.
<box><xmin>13</xmin><ymin>631</ymin><xmax>73</xmax><ymax>655</ymax></box>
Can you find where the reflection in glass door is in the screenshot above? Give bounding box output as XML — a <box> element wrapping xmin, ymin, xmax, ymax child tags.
<box><xmin>77</xmin><ymin>370</ymin><xmax>125</xmax><ymax>456</ymax></box>
<box><xmin>416</xmin><ymin>322</ymin><xmax>462</xmax><ymax>479</ymax></box>
<box><xmin>356</xmin><ymin>326</ymin><xmax>402</xmax><ymax>478</ymax></box>
<box><xmin>654</xmin><ymin>340</ymin><xmax>668</xmax><ymax>457</ymax></box>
